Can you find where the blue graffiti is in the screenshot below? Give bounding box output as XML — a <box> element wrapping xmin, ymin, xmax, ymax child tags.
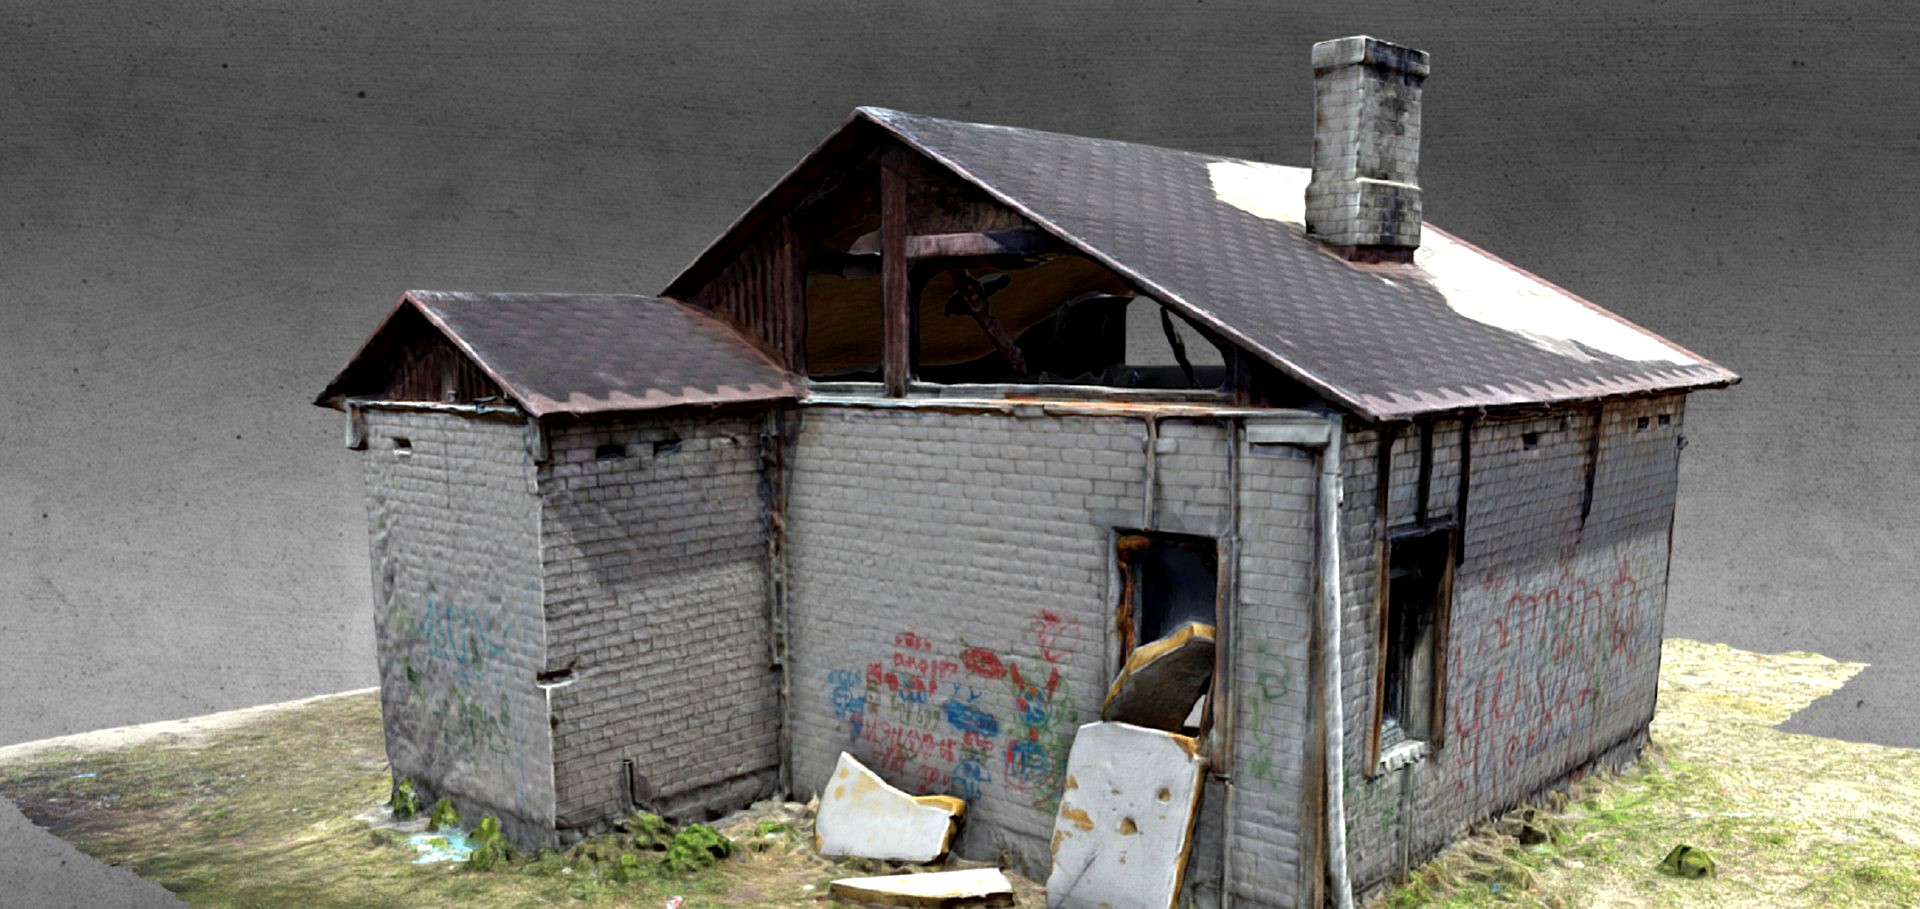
<box><xmin>416</xmin><ymin>596</ymin><xmax>512</xmax><ymax>686</ymax></box>
<box><xmin>1005</xmin><ymin>738</ymin><xmax>1051</xmax><ymax>787</ymax></box>
<box><xmin>830</xmin><ymin>670</ymin><xmax>868</xmax><ymax>724</ymax></box>
<box><xmin>951</xmin><ymin>759</ymin><xmax>990</xmax><ymax>801</ymax></box>
<box><xmin>943</xmin><ymin>686</ymin><xmax>1000</xmax><ymax>738</ymax></box>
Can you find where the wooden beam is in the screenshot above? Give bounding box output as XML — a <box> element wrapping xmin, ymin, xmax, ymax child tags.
<box><xmin>910</xmin><ymin>227</ymin><xmax>1064</xmax><ymax>259</ymax></box>
<box><xmin>881</xmin><ymin>153</ymin><xmax>912</xmax><ymax>397</ymax></box>
<box><xmin>846</xmin><ymin>226</ymin><xmax>1065</xmax><ymax>260</ymax></box>
<box><xmin>948</xmin><ymin>269</ymin><xmax>1028</xmax><ymax>375</ymax></box>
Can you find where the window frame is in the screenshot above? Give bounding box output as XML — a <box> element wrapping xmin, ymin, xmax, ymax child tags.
<box><xmin>1367</xmin><ymin>520</ymin><xmax>1458</xmax><ymax>775</ymax></box>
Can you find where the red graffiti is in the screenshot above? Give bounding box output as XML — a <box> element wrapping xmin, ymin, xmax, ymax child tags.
<box><xmin>1027</xmin><ymin>610</ymin><xmax>1071</xmax><ymax>664</ymax></box>
<box><xmin>893</xmin><ymin>631</ymin><xmax>935</xmax><ymax>652</ymax></box>
<box><xmin>961</xmin><ymin>647</ymin><xmax>1007</xmax><ymax>679</ymax></box>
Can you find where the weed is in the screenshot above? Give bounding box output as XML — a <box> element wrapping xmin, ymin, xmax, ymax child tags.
<box><xmin>426</xmin><ymin>797</ymin><xmax>459</xmax><ymax>832</ymax></box>
<box><xmin>665</xmin><ymin>824</ymin><xmax>734</xmax><ymax>873</ymax></box>
<box><xmin>389</xmin><ymin>778</ymin><xmax>419</xmax><ymax>820</ymax></box>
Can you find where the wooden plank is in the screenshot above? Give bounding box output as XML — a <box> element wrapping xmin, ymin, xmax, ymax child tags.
<box><xmin>947</xmin><ymin>270</ymin><xmax>1028</xmax><ymax>375</ymax></box>
<box><xmin>881</xmin><ymin>151</ymin><xmax>911</xmax><ymax>396</ymax></box>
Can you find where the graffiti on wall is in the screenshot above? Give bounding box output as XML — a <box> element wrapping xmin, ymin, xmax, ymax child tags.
<box><xmin>824</xmin><ymin>610</ymin><xmax>1081</xmax><ymax>814</ymax></box>
<box><xmin>390</xmin><ymin>580</ymin><xmax>542</xmax><ymax>815</ymax></box>
<box><xmin>1240</xmin><ymin>639</ymin><xmax>1293</xmax><ymax>785</ymax></box>
<box><xmin>1443</xmin><ymin>551</ymin><xmax>1656</xmax><ymax>797</ymax></box>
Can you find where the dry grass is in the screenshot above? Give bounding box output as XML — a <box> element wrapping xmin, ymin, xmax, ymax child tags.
<box><xmin>0</xmin><ymin>693</ymin><xmax>1042</xmax><ymax>908</ymax></box>
<box><xmin>3</xmin><ymin>638</ymin><xmax>1913</xmax><ymax>907</ymax></box>
<box><xmin>1381</xmin><ymin>639</ymin><xmax>1920</xmax><ymax>908</ymax></box>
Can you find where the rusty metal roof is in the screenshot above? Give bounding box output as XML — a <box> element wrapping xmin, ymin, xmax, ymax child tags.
<box><xmin>675</xmin><ymin>107</ymin><xmax>1738</xmax><ymax>421</ymax></box>
<box><xmin>316</xmin><ymin>291</ymin><xmax>798</xmax><ymax>417</ymax></box>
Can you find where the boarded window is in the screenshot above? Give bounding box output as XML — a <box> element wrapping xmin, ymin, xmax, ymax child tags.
<box><xmin>1374</xmin><ymin>525</ymin><xmax>1456</xmax><ymax>756</ymax></box>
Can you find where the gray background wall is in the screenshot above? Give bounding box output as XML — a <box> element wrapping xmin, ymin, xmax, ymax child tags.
<box><xmin>3</xmin><ymin>0</ymin><xmax>1914</xmax><ymax>902</ymax></box>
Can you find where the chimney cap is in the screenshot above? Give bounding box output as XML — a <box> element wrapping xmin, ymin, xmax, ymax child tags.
<box><xmin>1311</xmin><ymin>35</ymin><xmax>1430</xmax><ymax>78</ymax></box>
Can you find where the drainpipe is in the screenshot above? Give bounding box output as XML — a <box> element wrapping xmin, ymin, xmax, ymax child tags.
<box><xmin>1318</xmin><ymin>420</ymin><xmax>1355</xmax><ymax>909</ymax></box>
<box><xmin>1245</xmin><ymin>414</ymin><xmax>1354</xmax><ymax>909</ymax></box>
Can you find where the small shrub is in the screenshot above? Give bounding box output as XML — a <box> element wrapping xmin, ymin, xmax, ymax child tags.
<box><xmin>665</xmin><ymin>824</ymin><xmax>734</xmax><ymax>873</ymax></box>
<box><xmin>466</xmin><ymin>815</ymin><xmax>511</xmax><ymax>871</ymax></box>
<box><xmin>427</xmin><ymin>797</ymin><xmax>460</xmax><ymax>832</ymax></box>
<box><xmin>389</xmin><ymin>778</ymin><xmax>421</xmax><ymax>820</ymax></box>
<box><xmin>623</xmin><ymin>810</ymin><xmax>676</xmax><ymax>851</ymax></box>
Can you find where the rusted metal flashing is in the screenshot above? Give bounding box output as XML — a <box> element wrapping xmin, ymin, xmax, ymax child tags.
<box><xmin>1414</xmin><ymin>419</ymin><xmax>1434</xmax><ymax>525</ymax></box>
<box><xmin>761</xmin><ymin>409</ymin><xmax>796</xmax><ymax>796</ymax></box>
<box><xmin>1579</xmin><ymin>403</ymin><xmax>1604</xmax><ymax>529</ymax></box>
<box><xmin>1366</xmin><ymin>425</ymin><xmax>1398</xmax><ymax>775</ymax></box>
<box><xmin>1455</xmin><ymin>414</ymin><xmax>1475</xmax><ymax>564</ymax></box>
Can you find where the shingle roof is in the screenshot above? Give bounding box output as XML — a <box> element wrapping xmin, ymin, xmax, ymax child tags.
<box><xmin>316</xmin><ymin>291</ymin><xmax>798</xmax><ymax>417</ymax></box>
<box><xmin>676</xmin><ymin>107</ymin><xmax>1738</xmax><ymax>420</ymax></box>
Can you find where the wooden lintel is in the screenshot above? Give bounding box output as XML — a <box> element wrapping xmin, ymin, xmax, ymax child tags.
<box><xmin>880</xmin><ymin>153</ymin><xmax>913</xmax><ymax>397</ymax></box>
<box><xmin>949</xmin><ymin>270</ymin><xmax>1029</xmax><ymax>376</ymax></box>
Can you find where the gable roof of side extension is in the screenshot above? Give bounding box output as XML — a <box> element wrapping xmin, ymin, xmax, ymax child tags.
<box><xmin>315</xmin><ymin>291</ymin><xmax>799</xmax><ymax>417</ymax></box>
<box><xmin>666</xmin><ymin>107</ymin><xmax>1738</xmax><ymax>421</ymax></box>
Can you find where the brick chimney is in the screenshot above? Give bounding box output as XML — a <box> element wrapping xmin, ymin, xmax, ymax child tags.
<box><xmin>1305</xmin><ymin>35</ymin><xmax>1429</xmax><ymax>261</ymax></box>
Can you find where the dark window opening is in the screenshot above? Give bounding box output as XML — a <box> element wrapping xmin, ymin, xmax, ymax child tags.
<box><xmin>1636</xmin><ymin>416</ymin><xmax>1651</xmax><ymax>431</ymax></box>
<box><xmin>1657</xmin><ymin>413</ymin><xmax>1672</xmax><ymax>427</ymax></box>
<box><xmin>595</xmin><ymin>443</ymin><xmax>627</xmax><ymax>461</ymax></box>
<box><xmin>1115</xmin><ymin>531</ymin><xmax>1220</xmax><ymax>659</ymax></box>
<box><xmin>652</xmin><ymin>437</ymin><xmax>682</xmax><ymax>456</ymax></box>
<box><xmin>1377</xmin><ymin>526</ymin><xmax>1455</xmax><ymax>753</ymax></box>
<box><xmin>1521</xmin><ymin>431</ymin><xmax>1540</xmax><ymax>450</ymax></box>
<box><xmin>391</xmin><ymin>436</ymin><xmax>412</xmax><ymax>456</ymax></box>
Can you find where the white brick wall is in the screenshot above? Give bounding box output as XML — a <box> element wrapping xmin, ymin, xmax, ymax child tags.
<box><xmin>1337</xmin><ymin>395</ymin><xmax>1689</xmax><ymax>893</ymax></box>
<box><xmin>360</xmin><ymin>408</ymin><xmax>556</xmax><ymax>846</ymax></box>
<box><xmin>783</xmin><ymin>406</ymin><xmax>1304</xmax><ymax>882</ymax></box>
<box><xmin>537</xmin><ymin>413</ymin><xmax>780</xmax><ymax>833</ymax></box>
<box><xmin>1226</xmin><ymin>438</ymin><xmax>1319</xmax><ymax>908</ymax></box>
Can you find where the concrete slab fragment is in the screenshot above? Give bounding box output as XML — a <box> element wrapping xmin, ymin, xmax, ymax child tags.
<box><xmin>815</xmin><ymin>751</ymin><xmax>965</xmax><ymax>863</ymax></box>
<box><xmin>1046</xmin><ymin>722</ymin><xmax>1206</xmax><ymax>909</ymax></box>
<box><xmin>1102</xmin><ymin>621</ymin><xmax>1216</xmax><ymax>731</ymax></box>
<box><xmin>829</xmin><ymin>868</ymin><xmax>1016</xmax><ymax>907</ymax></box>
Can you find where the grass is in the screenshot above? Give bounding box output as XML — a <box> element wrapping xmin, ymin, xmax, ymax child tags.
<box><xmin>3</xmin><ymin>638</ymin><xmax>1915</xmax><ymax>907</ymax></box>
<box><xmin>1379</xmin><ymin>639</ymin><xmax>1920</xmax><ymax>908</ymax></box>
<box><xmin>0</xmin><ymin>693</ymin><xmax>1001</xmax><ymax>908</ymax></box>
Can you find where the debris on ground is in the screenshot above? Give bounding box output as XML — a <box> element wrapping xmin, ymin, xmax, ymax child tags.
<box><xmin>816</xmin><ymin>752</ymin><xmax>965</xmax><ymax>863</ymax></box>
<box><xmin>1047</xmin><ymin>721</ymin><xmax>1205</xmax><ymax>909</ymax></box>
<box><xmin>1658</xmin><ymin>843</ymin><xmax>1717</xmax><ymax>879</ymax></box>
<box><xmin>1101</xmin><ymin>621</ymin><xmax>1216</xmax><ymax>732</ymax></box>
<box><xmin>828</xmin><ymin>867</ymin><xmax>1015</xmax><ymax>907</ymax></box>
<box><xmin>406</xmin><ymin>828</ymin><xmax>476</xmax><ymax>864</ymax></box>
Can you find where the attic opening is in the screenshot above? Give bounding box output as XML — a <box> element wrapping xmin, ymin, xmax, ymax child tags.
<box><xmin>798</xmin><ymin>145</ymin><xmax>1232</xmax><ymax>391</ymax></box>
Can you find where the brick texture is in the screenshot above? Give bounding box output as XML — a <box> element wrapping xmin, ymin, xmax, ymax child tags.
<box><xmin>1336</xmin><ymin>395</ymin><xmax>1688</xmax><ymax>894</ymax></box>
<box><xmin>360</xmin><ymin>408</ymin><xmax>556</xmax><ymax>846</ymax></box>
<box><xmin>783</xmin><ymin>407</ymin><xmax>1270</xmax><ymax>878</ymax></box>
<box><xmin>1225</xmin><ymin>436</ymin><xmax>1319</xmax><ymax>908</ymax></box>
<box><xmin>537</xmin><ymin>412</ymin><xmax>780</xmax><ymax>834</ymax></box>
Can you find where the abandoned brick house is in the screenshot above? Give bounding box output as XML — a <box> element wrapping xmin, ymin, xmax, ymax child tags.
<box><xmin>315</xmin><ymin>36</ymin><xmax>1736</xmax><ymax>907</ymax></box>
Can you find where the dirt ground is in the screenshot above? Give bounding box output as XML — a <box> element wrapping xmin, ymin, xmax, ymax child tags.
<box><xmin>2</xmin><ymin>638</ymin><xmax>1915</xmax><ymax>907</ymax></box>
